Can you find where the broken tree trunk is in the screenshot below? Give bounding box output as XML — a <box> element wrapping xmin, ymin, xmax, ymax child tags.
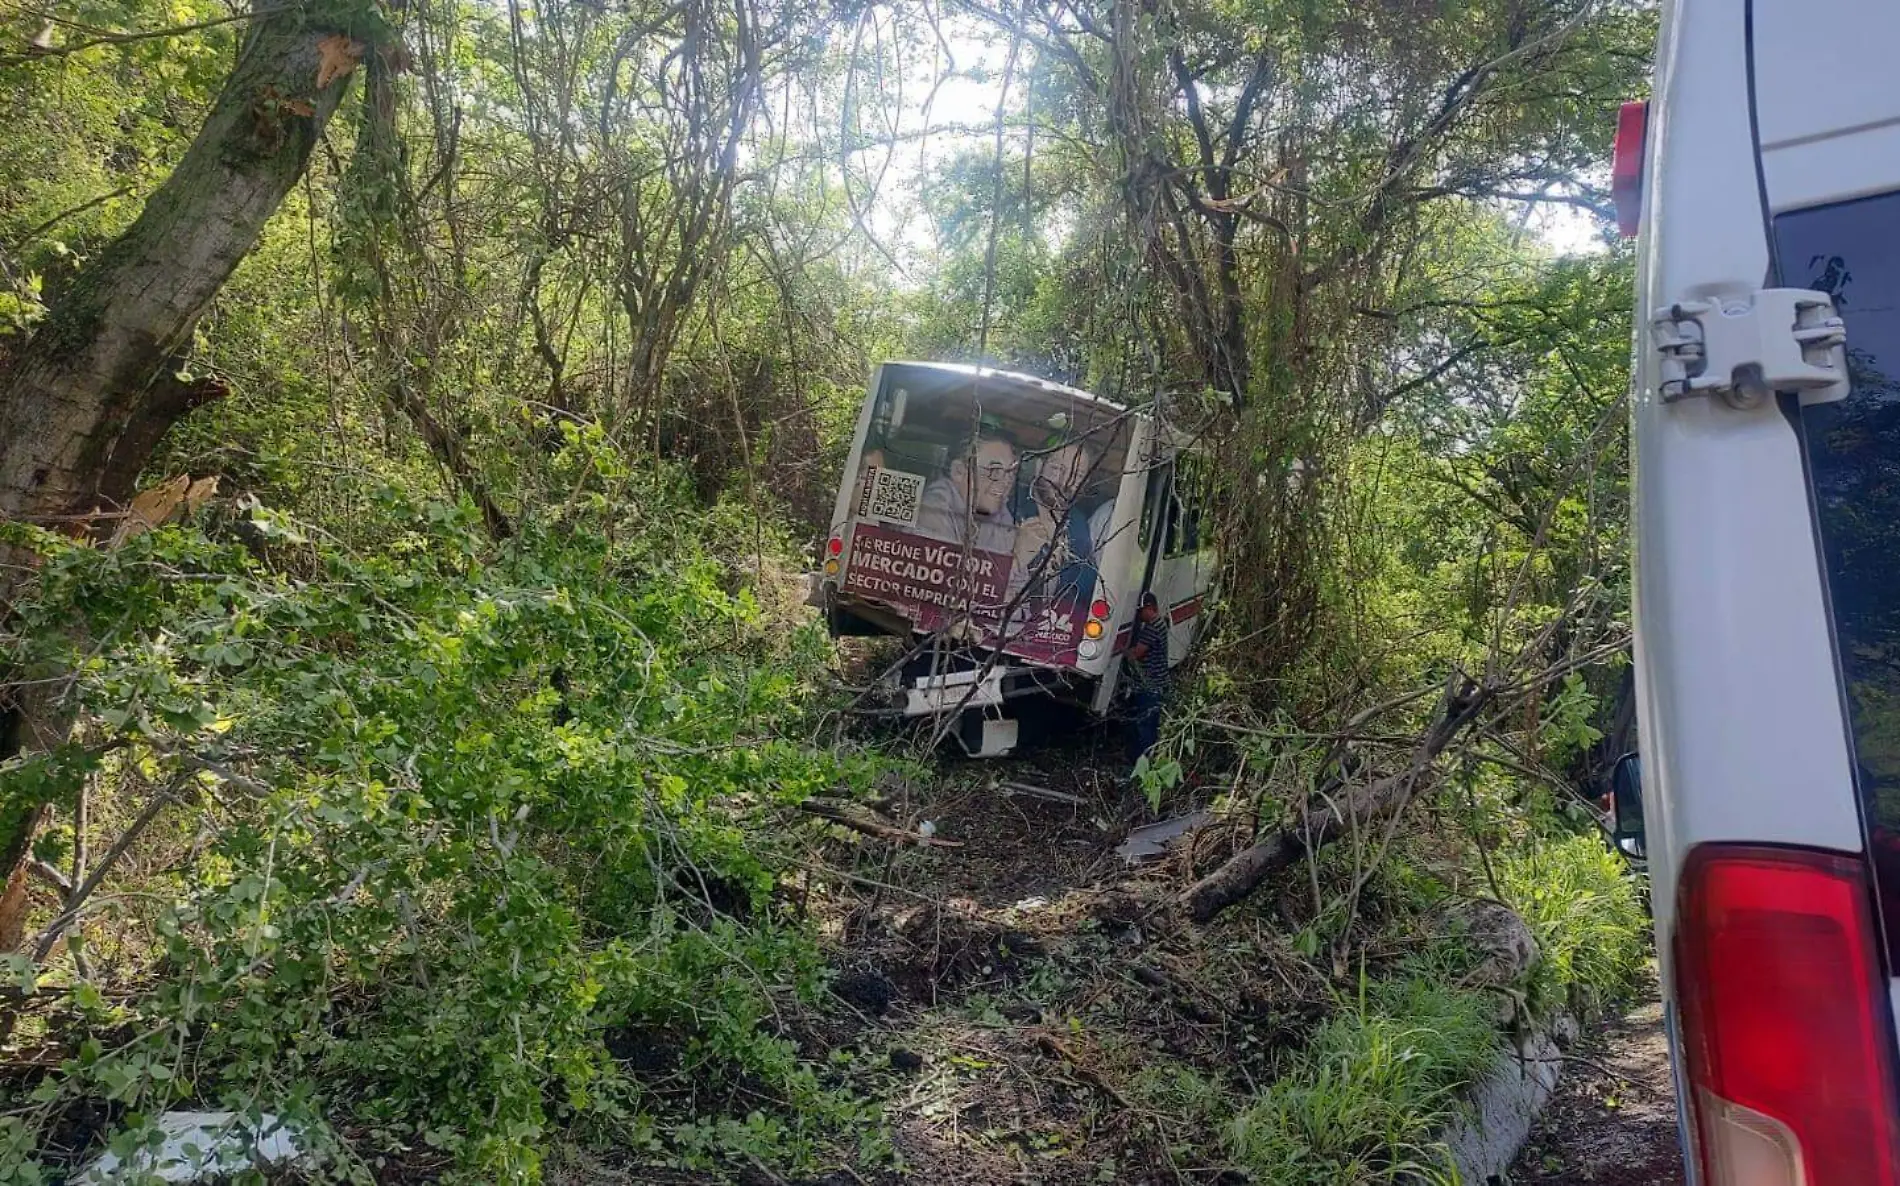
<box><xmin>798</xmin><ymin>799</ymin><xmax>963</xmax><ymax>849</ymax></box>
<box><xmin>0</xmin><ymin>11</ymin><xmax>364</xmax><ymax>524</ymax></box>
<box><xmin>1180</xmin><ymin>671</ymin><xmax>1497</xmax><ymax>923</ymax></box>
<box><xmin>0</xmin><ymin>2</ymin><xmax>367</xmax><ymax>948</ymax></box>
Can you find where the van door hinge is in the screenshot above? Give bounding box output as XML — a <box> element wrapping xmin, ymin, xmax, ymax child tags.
<box><xmin>1650</xmin><ymin>288</ymin><xmax>1848</xmax><ymax>407</ymax></box>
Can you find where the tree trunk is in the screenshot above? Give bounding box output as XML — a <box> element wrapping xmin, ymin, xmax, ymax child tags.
<box><xmin>0</xmin><ymin>1</ymin><xmax>364</xmax><ymax>949</ymax></box>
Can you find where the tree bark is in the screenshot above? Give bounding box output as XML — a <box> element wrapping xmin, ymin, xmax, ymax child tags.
<box><xmin>0</xmin><ymin>10</ymin><xmax>360</xmax><ymax>521</ymax></box>
<box><xmin>0</xmin><ymin>1</ymin><xmax>364</xmax><ymax>949</ymax></box>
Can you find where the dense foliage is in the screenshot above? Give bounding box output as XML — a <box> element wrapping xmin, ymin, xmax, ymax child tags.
<box><xmin>2</xmin><ymin>472</ymin><xmax>889</xmax><ymax>1180</ymax></box>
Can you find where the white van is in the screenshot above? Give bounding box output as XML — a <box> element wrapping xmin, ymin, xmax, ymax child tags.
<box><xmin>810</xmin><ymin>362</ymin><xmax>1215</xmax><ymax>756</ymax></box>
<box><xmin>1619</xmin><ymin>2</ymin><xmax>1900</xmax><ymax>1182</ymax></box>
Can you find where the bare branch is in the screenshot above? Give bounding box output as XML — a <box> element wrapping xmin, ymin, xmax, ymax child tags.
<box><xmin>32</xmin><ymin>783</ymin><xmax>182</xmax><ymax>963</ymax></box>
<box><xmin>2</xmin><ymin>5</ymin><xmax>283</xmax><ymax>65</ymax></box>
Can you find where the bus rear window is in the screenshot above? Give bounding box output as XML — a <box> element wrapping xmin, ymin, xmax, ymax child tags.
<box><xmin>1777</xmin><ymin>191</ymin><xmax>1900</xmax><ymax>965</ymax></box>
<box><xmin>859</xmin><ymin>367</ymin><xmax>1131</xmax><ymax>501</ymax></box>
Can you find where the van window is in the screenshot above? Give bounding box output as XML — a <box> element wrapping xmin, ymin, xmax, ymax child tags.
<box><xmin>1777</xmin><ymin>191</ymin><xmax>1900</xmax><ymax>965</ymax></box>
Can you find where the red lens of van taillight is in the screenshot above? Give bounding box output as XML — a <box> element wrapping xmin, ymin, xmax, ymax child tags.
<box><xmin>1675</xmin><ymin>844</ymin><xmax>1900</xmax><ymax>1186</ymax></box>
<box><xmin>1612</xmin><ymin>100</ymin><xmax>1648</xmax><ymax>239</ymax></box>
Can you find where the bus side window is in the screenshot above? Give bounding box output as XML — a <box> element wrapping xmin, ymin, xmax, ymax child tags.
<box><xmin>1140</xmin><ymin>459</ymin><xmax>1173</xmax><ymax>551</ymax></box>
<box><xmin>1165</xmin><ymin>455</ymin><xmax>1204</xmax><ymax>557</ymax></box>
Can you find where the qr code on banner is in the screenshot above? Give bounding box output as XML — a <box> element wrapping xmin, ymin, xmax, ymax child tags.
<box><xmin>857</xmin><ymin>467</ymin><xmax>925</xmax><ymax>525</ymax></box>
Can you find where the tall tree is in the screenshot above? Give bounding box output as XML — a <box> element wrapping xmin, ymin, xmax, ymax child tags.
<box><xmin>0</xmin><ymin>1</ymin><xmax>374</xmax><ymax>947</ymax></box>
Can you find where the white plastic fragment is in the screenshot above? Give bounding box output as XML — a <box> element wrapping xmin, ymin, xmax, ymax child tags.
<box><xmin>76</xmin><ymin>1111</ymin><xmax>305</xmax><ymax>1184</ymax></box>
<box><xmin>1115</xmin><ymin>809</ymin><xmax>1214</xmax><ymax>864</ymax></box>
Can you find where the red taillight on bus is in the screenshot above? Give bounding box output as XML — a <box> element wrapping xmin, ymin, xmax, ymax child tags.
<box><xmin>1675</xmin><ymin>844</ymin><xmax>1900</xmax><ymax>1186</ymax></box>
<box><xmin>1612</xmin><ymin>100</ymin><xmax>1648</xmax><ymax>239</ymax></box>
<box><xmin>1090</xmin><ymin>599</ymin><xmax>1111</xmax><ymax>620</ymax></box>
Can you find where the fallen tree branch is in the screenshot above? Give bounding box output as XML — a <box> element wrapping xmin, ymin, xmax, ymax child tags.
<box><xmin>1180</xmin><ymin>669</ymin><xmax>1497</xmax><ymax>923</ymax></box>
<box><xmin>797</xmin><ymin>799</ymin><xmax>963</xmax><ymax>849</ymax></box>
<box><xmin>1128</xmin><ymin>962</ymin><xmax>1221</xmax><ymax>1025</ymax></box>
<box><xmin>163</xmin><ymin>750</ymin><xmax>269</xmax><ymax>797</ymax></box>
<box><xmin>26</xmin><ymin>858</ymin><xmax>71</xmax><ymax>895</ymax></box>
<box><xmin>999</xmin><ymin>781</ymin><xmax>1085</xmax><ymax>806</ymax></box>
<box><xmin>1033</xmin><ymin>1031</ymin><xmax>1133</xmax><ymax>1110</ymax></box>
<box><xmin>32</xmin><ymin>783</ymin><xmax>182</xmax><ymax>962</ymax></box>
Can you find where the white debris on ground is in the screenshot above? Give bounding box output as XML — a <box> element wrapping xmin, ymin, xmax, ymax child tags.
<box><xmin>1115</xmin><ymin>809</ymin><xmax>1214</xmax><ymax>864</ymax></box>
<box><xmin>75</xmin><ymin>1111</ymin><xmax>305</xmax><ymax>1184</ymax></box>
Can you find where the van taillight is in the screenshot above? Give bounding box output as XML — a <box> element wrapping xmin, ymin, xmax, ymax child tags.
<box><xmin>1612</xmin><ymin>100</ymin><xmax>1648</xmax><ymax>239</ymax></box>
<box><xmin>1675</xmin><ymin>845</ymin><xmax>1900</xmax><ymax>1186</ymax></box>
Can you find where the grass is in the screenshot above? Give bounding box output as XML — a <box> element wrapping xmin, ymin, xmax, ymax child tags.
<box><xmin>1222</xmin><ymin>831</ymin><xmax>1649</xmax><ymax>1184</ymax></box>
<box><xmin>1498</xmin><ymin>832</ymin><xmax>1649</xmax><ymax>1018</ymax></box>
<box><xmin>1226</xmin><ymin>972</ymin><xmax>1499</xmax><ymax>1185</ymax></box>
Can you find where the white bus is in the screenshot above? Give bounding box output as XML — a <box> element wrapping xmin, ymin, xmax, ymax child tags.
<box><xmin>1615</xmin><ymin>2</ymin><xmax>1900</xmax><ymax>1183</ymax></box>
<box><xmin>810</xmin><ymin>361</ymin><xmax>1215</xmax><ymax>756</ymax></box>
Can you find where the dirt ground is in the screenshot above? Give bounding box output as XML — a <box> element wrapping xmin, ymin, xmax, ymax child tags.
<box><xmin>742</xmin><ymin>696</ymin><xmax>1349</xmax><ymax>1184</ymax></box>
<box><xmin>1508</xmin><ymin>976</ymin><xmax>1685</xmax><ymax>1186</ymax></box>
<box><xmin>790</xmin><ymin>701</ymin><xmax>1683</xmax><ymax>1186</ymax></box>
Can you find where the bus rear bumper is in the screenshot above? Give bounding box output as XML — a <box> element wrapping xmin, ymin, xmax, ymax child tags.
<box><xmin>902</xmin><ymin>666</ymin><xmax>1007</xmax><ymax>716</ymax></box>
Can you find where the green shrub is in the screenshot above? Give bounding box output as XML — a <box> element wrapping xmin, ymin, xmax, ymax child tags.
<box><xmin>1227</xmin><ymin>974</ymin><xmax>1497</xmax><ymax>1185</ymax></box>
<box><xmin>1</xmin><ymin>478</ymin><xmax>884</xmax><ymax>1183</ymax></box>
<box><xmin>1499</xmin><ymin>832</ymin><xmax>1649</xmax><ymax>1017</ymax></box>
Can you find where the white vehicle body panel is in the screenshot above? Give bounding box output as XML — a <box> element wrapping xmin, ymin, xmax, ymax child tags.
<box><xmin>1752</xmin><ymin>1</ymin><xmax>1900</xmax><ymax>215</ymax></box>
<box><xmin>1636</xmin><ymin>2</ymin><xmax>1900</xmax><ymax>1175</ymax></box>
<box><xmin>1633</xmin><ymin>1</ymin><xmax>1864</xmax><ymax>960</ymax></box>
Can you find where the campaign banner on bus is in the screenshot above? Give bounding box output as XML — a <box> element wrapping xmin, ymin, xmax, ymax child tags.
<box><xmin>841</xmin><ymin>524</ymin><xmax>1089</xmax><ymax>665</ymax></box>
<box><xmin>843</xmin><ymin>523</ymin><xmax>1011</xmax><ymax>615</ymax></box>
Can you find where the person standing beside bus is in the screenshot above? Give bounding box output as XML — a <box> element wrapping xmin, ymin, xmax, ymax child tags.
<box><xmin>1126</xmin><ymin>591</ymin><xmax>1171</xmax><ymax>768</ymax></box>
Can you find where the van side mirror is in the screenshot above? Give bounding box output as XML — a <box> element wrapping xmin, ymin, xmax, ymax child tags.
<box><xmin>1610</xmin><ymin>752</ymin><xmax>1645</xmax><ymax>861</ymax></box>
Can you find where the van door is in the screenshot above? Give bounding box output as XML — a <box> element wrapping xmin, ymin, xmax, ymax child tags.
<box><xmin>1753</xmin><ymin>0</ymin><xmax>1900</xmax><ymax>991</ymax></box>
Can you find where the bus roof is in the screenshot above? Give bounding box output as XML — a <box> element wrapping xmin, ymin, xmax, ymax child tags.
<box><xmin>879</xmin><ymin>361</ymin><xmax>1128</xmax><ymax>414</ymax></box>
